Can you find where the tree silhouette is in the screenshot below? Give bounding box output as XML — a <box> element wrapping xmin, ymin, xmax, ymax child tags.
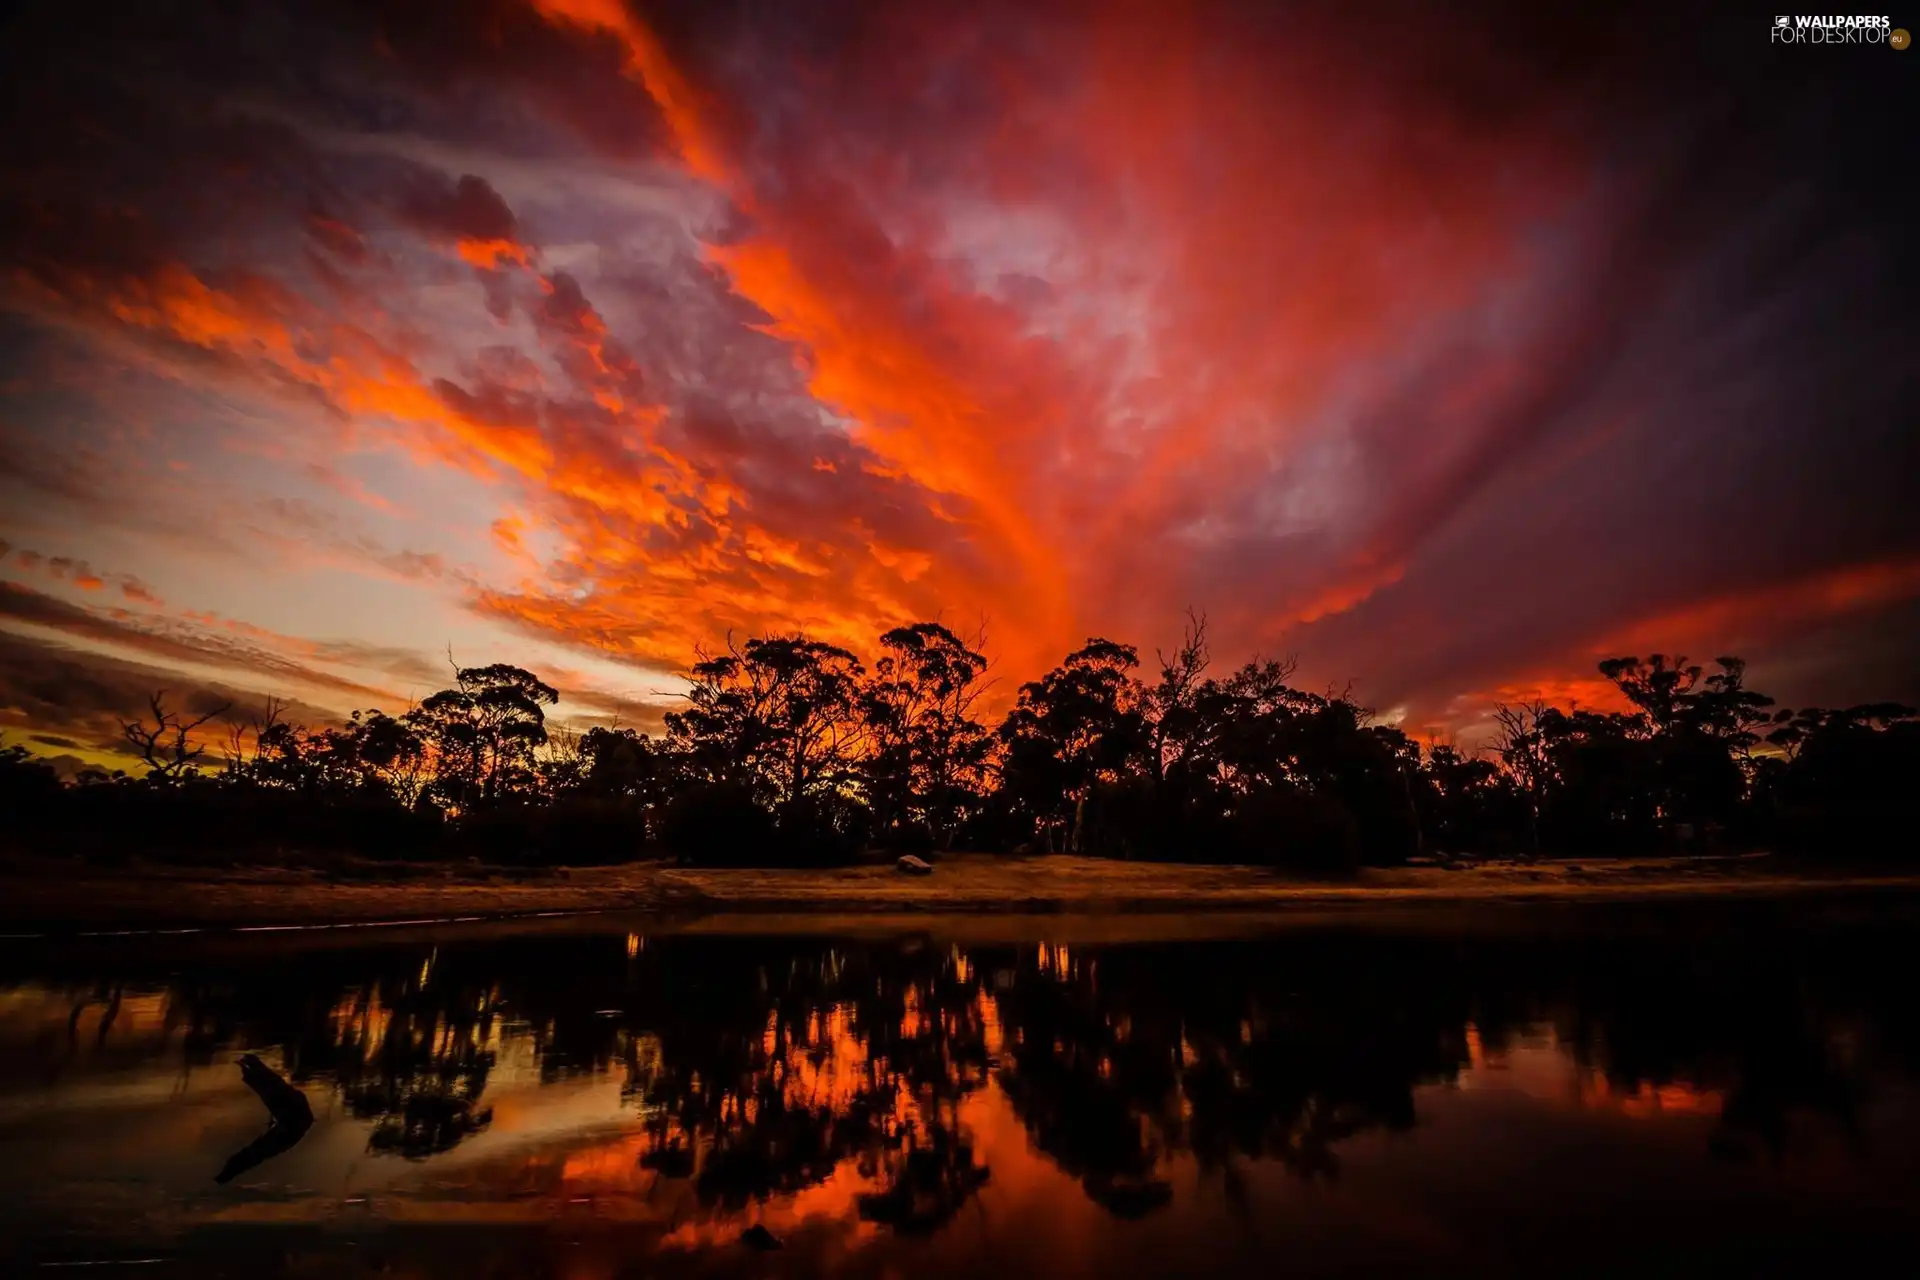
<box><xmin>16</xmin><ymin>613</ymin><xmax>1918</xmax><ymax>866</ymax></box>
<box><xmin>667</xmin><ymin>636</ymin><xmax>867</xmax><ymax>807</ymax></box>
<box><xmin>119</xmin><ymin>690</ymin><xmax>230</xmax><ymax>781</ymax></box>
<box><xmin>861</xmin><ymin>622</ymin><xmax>993</xmax><ymax>850</ymax></box>
<box><xmin>407</xmin><ymin>663</ymin><xmax>557</xmax><ymax>810</ymax></box>
<box><xmin>998</xmin><ymin>639</ymin><xmax>1147</xmax><ymax>851</ymax></box>
<box><xmin>1492</xmin><ymin>699</ymin><xmax>1550</xmax><ymax>856</ymax></box>
<box><xmin>1760</xmin><ymin>702</ymin><xmax>1920</xmax><ymax>853</ymax></box>
<box><xmin>1598</xmin><ymin>654</ymin><xmax>1704</xmax><ymax>734</ymax></box>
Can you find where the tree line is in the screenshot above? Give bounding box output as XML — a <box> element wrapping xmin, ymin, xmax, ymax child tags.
<box><xmin>2</xmin><ymin>615</ymin><xmax>1914</xmax><ymax>868</ymax></box>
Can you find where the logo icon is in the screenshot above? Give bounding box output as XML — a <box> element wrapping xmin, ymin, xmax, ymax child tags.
<box><xmin>1894</xmin><ymin>27</ymin><xmax>1911</xmax><ymax>48</ymax></box>
<box><xmin>1775</xmin><ymin>14</ymin><xmax>1790</xmax><ymax>25</ymax></box>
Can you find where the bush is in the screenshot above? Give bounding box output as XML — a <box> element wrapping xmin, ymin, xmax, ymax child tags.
<box><xmin>450</xmin><ymin>798</ymin><xmax>649</xmax><ymax>866</ymax></box>
<box><xmin>1222</xmin><ymin>785</ymin><xmax>1362</xmax><ymax>877</ymax></box>
<box><xmin>9</xmin><ymin>776</ymin><xmax>443</xmax><ymax>865</ymax></box>
<box><xmin>1077</xmin><ymin>776</ymin><xmax>1177</xmax><ymax>860</ymax></box>
<box><xmin>0</xmin><ymin>745</ymin><xmax>63</xmax><ymax>814</ymax></box>
<box><xmin>658</xmin><ymin>784</ymin><xmax>873</xmax><ymax>867</ymax></box>
<box><xmin>773</xmin><ymin>794</ymin><xmax>873</xmax><ymax>867</ymax></box>
<box><xmin>1075</xmin><ymin>776</ymin><xmax>1364</xmax><ymax>872</ymax></box>
<box><xmin>1767</xmin><ymin>721</ymin><xmax>1920</xmax><ymax>860</ymax></box>
<box><xmin>657</xmin><ymin>782</ymin><xmax>779</xmax><ymax>866</ymax></box>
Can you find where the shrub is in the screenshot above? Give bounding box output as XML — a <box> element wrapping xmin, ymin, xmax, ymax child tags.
<box><xmin>773</xmin><ymin>794</ymin><xmax>873</xmax><ymax>867</ymax></box>
<box><xmin>1077</xmin><ymin>776</ymin><xmax>1174</xmax><ymax>860</ymax></box>
<box><xmin>1222</xmin><ymin>785</ymin><xmax>1362</xmax><ymax>877</ymax></box>
<box><xmin>450</xmin><ymin>798</ymin><xmax>649</xmax><ymax>866</ymax></box>
<box><xmin>657</xmin><ymin>781</ymin><xmax>779</xmax><ymax>866</ymax></box>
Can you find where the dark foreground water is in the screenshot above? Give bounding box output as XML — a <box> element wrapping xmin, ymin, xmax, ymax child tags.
<box><xmin>4</xmin><ymin>906</ymin><xmax>1919</xmax><ymax>1277</ymax></box>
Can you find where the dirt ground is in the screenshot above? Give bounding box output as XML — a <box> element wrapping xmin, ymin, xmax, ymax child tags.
<box><xmin>3</xmin><ymin>851</ymin><xmax>1917</xmax><ymax>933</ymax></box>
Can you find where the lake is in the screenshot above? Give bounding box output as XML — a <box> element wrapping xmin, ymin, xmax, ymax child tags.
<box><xmin>4</xmin><ymin>905</ymin><xmax>1918</xmax><ymax>1276</ymax></box>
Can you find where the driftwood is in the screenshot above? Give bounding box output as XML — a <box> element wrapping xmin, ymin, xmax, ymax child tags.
<box><xmin>214</xmin><ymin>1054</ymin><xmax>314</xmax><ymax>1184</ymax></box>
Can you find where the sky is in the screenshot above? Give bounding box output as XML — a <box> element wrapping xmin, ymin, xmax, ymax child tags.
<box><xmin>1</xmin><ymin>0</ymin><xmax>1916</xmax><ymax>773</ymax></box>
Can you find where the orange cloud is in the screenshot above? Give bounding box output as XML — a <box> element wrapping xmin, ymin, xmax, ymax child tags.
<box><xmin>455</xmin><ymin>237</ymin><xmax>532</xmax><ymax>271</ymax></box>
<box><xmin>20</xmin><ymin>251</ymin><xmax>962</xmax><ymax>672</ymax></box>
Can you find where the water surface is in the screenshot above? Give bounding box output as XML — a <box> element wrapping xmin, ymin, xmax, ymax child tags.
<box><xmin>4</xmin><ymin>907</ymin><xmax>1918</xmax><ymax>1276</ymax></box>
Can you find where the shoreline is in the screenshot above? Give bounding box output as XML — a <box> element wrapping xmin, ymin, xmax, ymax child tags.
<box><xmin>5</xmin><ymin>852</ymin><xmax>1919</xmax><ymax>936</ymax></box>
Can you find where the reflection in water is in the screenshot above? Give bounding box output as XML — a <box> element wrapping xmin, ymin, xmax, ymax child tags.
<box><xmin>213</xmin><ymin>1054</ymin><xmax>313</xmax><ymax>1184</ymax></box>
<box><xmin>4</xmin><ymin>915</ymin><xmax>1920</xmax><ymax>1273</ymax></box>
<box><xmin>328</xmin><ymin>973</ymin><xmax>498</xmax><ymax>1159</ymax></box>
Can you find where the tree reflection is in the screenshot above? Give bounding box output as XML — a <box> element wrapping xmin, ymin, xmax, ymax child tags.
<box><xmin>990</xmin><ymin>938</ymin><xmax>1473</xmax><ymax>1210</ymax></box>
<box><xmin>15</xmin><ymin>918</ymin><xmax>1911</xmax><ymax>1228</ymax></box>
<box><xmin>616</xmin><ymin>943</ymin><xmax>992</xmax><ymax>1217</ymax></box>
<box><xmin>326</xmin><ymin>978</ymin><xmax>498</xmax><ymax>1159</ymax></box>
<box><xmin>1471</xmin><ymin>929</ymin><xmax>1874</xmax><ymax>1165</ymax></box>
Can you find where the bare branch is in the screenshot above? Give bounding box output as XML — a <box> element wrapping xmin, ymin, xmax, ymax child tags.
<box><xmin>119</xmin><ymin>690</ymin><xmax>230</xmax><ymax>780</ymax></box>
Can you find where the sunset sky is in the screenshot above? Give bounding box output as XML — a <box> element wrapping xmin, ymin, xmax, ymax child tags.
<box><xmin>1</xmin><ymin>0</ymin><xmax>1916</xmax><ymax>772</ymax></box>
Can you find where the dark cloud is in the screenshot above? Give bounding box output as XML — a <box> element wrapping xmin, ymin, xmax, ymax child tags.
<box><xmin>0</xmin><ymin>406</ymin><xmax>112</xmax><ymax>510</ymax></box>
<box><xmin>0</xmin><ymin>629</ymin><xmax>348</xmax><ymax>767</ymax></box>
<box><xmin>302</xmin><ymin>638</ymin><xmax>450</xmax><ymax>689</ymax></box>
<box><xmin>399</xmin><ymin>172</ymin><xmax>521</xmax><ymax>247</ymax></box>
<box><xmin>0</xmin><ymin>579</ymin><xmax>392</xmax><ymax>704</ymax></box>
<box><xmin>333</xmin><ymin>0</ymin><xmax>677</xmax><ymax>159</ymax></box>
<box><xmin>0</xmin><ymin>602</ymin><xmax>665</xmax><ymax>769</ymax></box>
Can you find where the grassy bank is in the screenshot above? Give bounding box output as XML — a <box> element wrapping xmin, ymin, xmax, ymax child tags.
<box><xmin>4</xmin><ymin>852</ymin><xmax>1919</xmax><ymax>933</ymax></box>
